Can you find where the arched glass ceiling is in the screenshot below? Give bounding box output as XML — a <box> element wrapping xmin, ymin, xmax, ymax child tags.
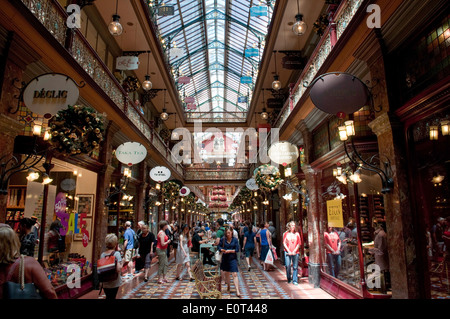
<box><xmin>148</xmin><ymin>0</ymin><xmax>276</xmax><ymax>123</ymax></box>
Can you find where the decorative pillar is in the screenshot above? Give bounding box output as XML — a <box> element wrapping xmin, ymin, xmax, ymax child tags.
<box><xmin>368</xmin><ymin>113</ymin><xmax>419</xmax><ymax>299</ymax></box>
<box><xmin>354</xmin><ymin>29</ymin><xmax>420</xmax><ymax>299</ymax></box>
<box><xmin>135</xmin><ymin>160</ymin><xmax>148</xmax><ymax>223</ymax></box>
<box><xmin>302</xmin><ymin>165</ymin><xmax>323</xmax><ymax>287</ymax></box>
<box><xmin>93</xmin><ymin>121</ymin><xmax>120</xmax><ymax>260</ymax></box>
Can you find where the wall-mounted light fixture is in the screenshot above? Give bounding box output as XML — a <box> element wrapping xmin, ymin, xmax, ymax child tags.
<box><xmin>339</xmin><ymin>119</ymin><xmax>393</xmax><ymax>193</ymax></box>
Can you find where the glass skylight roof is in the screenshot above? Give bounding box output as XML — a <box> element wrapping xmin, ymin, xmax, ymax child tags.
<box><xmin>149</xmin><ymin>0</ymin><xmax>276</xmax><ymax>123</ymax></box>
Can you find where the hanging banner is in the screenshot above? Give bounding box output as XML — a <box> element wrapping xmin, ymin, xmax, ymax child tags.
<box><xmin>240</xmin><ymin>76</ymin><xmax>253</xmax><ymax>84</ymax></box>
<box><xmin>150</xmin><ymin>166</ymin><xmax>171</xmax><ymax>183</ymax></box>
<box><xmin>250</xmin><ymin>6</ymin><xmax>268</xmax><ymax>17</ymax></box>
<box><xmin>238</xmin><ymin>96</ymin><xmax>248</xmax><ymax>103</ymax></box>
<box><xmin>158</xmin><ymin>5</ymin><xmax>174</xmax><ymax>16</ymax></box>
<box><xmin>22</xmin><ymin>73</ymin><xmax>80</xmax><ymax>118</ymax></box>
<box><xmin>115</xmin><ymin>142</ymin><xmax>147</xmax><ymax>166</ymax></box>
<box><xmin>178</xmin><ymin>76</ymin><xmax>191</xmax><ymax>84</ymax></box>
<box><xmin>326</xmin><ymin>199</ymin><xmax>344</xmax><ymax>228</ymax></box>
<box><xmin>184</xmin><ymin>96</ymin><xmax>195</xmax><ymax>103</ymax></box>
<box><xmin>116</xmin><ymin>56</ymin><xmax>139</xmax><ymax>70</ymax></box>
<box><xmin>170</xmin><ymin>47</ymin><xmax>184</xmax><ymax>58</ymax></box>
<box><xmin>244</xmin><ymin>48</ymin><xmax>259</xmax><ymax>57</ymax></box>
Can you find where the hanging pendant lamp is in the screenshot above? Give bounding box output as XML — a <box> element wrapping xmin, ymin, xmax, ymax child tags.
<box><xmin>109</xmin><ymin>0</ymin><xmax>123</xmax><ymax>36</ymax></box>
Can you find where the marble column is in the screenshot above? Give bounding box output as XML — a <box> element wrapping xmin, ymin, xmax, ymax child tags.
<box><xmin>369</xmin><ymin>113</ymin><xmax>419</xmax><ymax>299</ymax></box>
<box><xmin>354</xmin><ymin>28</ymin><xmax>420</xmax><ymax>299</ymax></box>
<box><xmin>302</xmin><ymin>164</ymin><xmax>323</xmax><ymax>287</ymax></box>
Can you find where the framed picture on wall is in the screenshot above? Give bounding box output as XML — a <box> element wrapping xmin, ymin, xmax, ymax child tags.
<box><xmin>76</xmin><ymin>194</ymin><xmax>94</xmax><ymax>217</ymax></box>
<box><xmin>73</xmin><ymin>217</ymin><xmax>93</xmax><ymax>242</ymax></box>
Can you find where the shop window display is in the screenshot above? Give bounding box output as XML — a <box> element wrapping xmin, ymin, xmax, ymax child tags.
<box><xmin>321</xmin><ymin>165</ymin><xmax>392</xmax><ymax>296</ymax></box>
<box><xmin>7</xmin><ymin>158</ymin><xmax>98</xmax><ymax>289</ymax></box>
<box><xmin>409</xmin><ymin>110</ymin><xmax>450</xmax><ymax>299</ymax></box>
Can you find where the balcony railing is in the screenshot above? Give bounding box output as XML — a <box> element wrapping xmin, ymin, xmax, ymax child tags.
<box><xmin>18</xmin><ymin>0</ymin><xmax>184</xmax><ymax>178</ymax></box>
<box><xmin>273</xmin><ymin>0</ymin><xmax>365</xmax><ymax>129</ymax></box>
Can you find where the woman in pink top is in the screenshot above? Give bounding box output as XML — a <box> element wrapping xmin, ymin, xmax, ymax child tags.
<box><xmin>156</xmin><ymin>220</ymin><xmax>171</xmax><ymax>284</ymax></box>
<box><xmin>324</xmin><ymin>226</ymin><xmax>341</xmax><ymax>278</ymax></box>
<box><xmin>283</xmin><ymin>221</ymin><xmax>301</xmax><ymax>285</ymax></box>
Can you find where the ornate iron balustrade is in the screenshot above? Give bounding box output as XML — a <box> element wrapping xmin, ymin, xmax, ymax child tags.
<box><xmin>18</xmin><ymin>0</ymin><xmax>184</xmax><ymax>177</ymax></box>
<box><xmin>273</xmin><ymin>0</ymin><xmax>365</xmax><ymax>129</ymax></box>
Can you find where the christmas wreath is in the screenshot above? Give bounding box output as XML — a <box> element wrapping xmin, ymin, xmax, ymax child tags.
<box><xmin>162</xmin><ymin>181</ymin><xmax>180</xmax><ymax>200</ymax></box>
<box><xmin>122</xmin><ymin>76</ymin><xmax>140</xmax><ymax>92</ymax></box>
<box><xmin>48</xmin><ymin>105</ymin><xmax>105</xmax><ymax>156</ymax></box>
<box><xmin>254</xmin><ymin>164</ymin><xmax>283</xmax><ymax>191</ymax></box>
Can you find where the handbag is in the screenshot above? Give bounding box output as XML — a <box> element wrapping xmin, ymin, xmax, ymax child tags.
<box><xmin>215</xmin><ymin>238</ymin><xmax>224</xmax><ymax>263</ymax></box>
<box><xmin>3</xmin><ymin>255</ymin><xmax>42</xmax><ymax>299</ymax></box>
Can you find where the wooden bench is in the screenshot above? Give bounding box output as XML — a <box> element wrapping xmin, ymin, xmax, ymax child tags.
<box><xmin>191</xmin><ymin>259</ymin><xmax>222</xmax><ymax>299</ymax></box>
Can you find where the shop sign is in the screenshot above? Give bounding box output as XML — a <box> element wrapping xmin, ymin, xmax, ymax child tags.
<box><xmin>115</xmin><ymin>142</ymin><xmax>147</xmax><ymax>166</ymax></box>
<box><xmin>22</xmin><ymin>73</ymin><xmax>80</xmax><ymax>117</ymax></box>
<box><xmin>246</xmin><ymin>178</ymin><xmax>259</xmax><ymax>190</ymax></box>
<box><xmin>116</xmin><ymin>56</ymin><xmax>139</xmax><ymax>70</ymax></box>
<box><xmin>268</xmin><ymin>141</ymin><xmax>299</xmax><ymax>165</ymax></box>
<box><xmin>150</xmin><ymin>166</ymin><xmax>171</xmax><ymax>182</ymax></box>
<box><xmin>179</xmin><ymin>186</ymin><xmax>191</xmax><ymax>196</ymax></box>
<box><xmin>186</xmin><ymin>103</ymin><xmax>196</xmax><ymax>110</ymax></box>
<box><xmin>326</xmin><ymin>199</ymin><xmax>344</xmax><ymax>228</ymax></box>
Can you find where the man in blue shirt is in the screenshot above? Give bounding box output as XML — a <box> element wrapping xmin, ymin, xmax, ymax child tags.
<box><xmin>123</xmin><ymin>221</ymin><xmax>135</xmax><ymax>279</ymax></box>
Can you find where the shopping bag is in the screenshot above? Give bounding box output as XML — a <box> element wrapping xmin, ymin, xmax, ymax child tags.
<box><xmin>214</xmin><ymin>250</ymin><xmax>222</xmax><ymax>263</ymax></box>
<box><xmin>264</xmin><ymin>249</ymin><xmax>274</xmax><ymax>265</ymax></box>
<box><xmin>271</xmin><ymin>246</ymin><xmax>278</xmax><ymax>260</ymax></box>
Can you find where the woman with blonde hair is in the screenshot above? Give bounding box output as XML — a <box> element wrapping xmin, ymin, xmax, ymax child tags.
<box><xmin>0</xmin><ymin>223</ymin><xmax>57</xmax><ymax>299</ymax></box>
<box><xmin>100</xmin><ymin>233</ymin><xmax>123</xmax><ymax>299</ymax></box>
<box><xmin>282</xmin><ymin>221</ymin><xmax>301</xmax><ymax>285</ymax></box>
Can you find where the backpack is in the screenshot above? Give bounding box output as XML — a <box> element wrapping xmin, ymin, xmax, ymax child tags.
<box><xmin>97</xmin><ymin>251</ymin><xmax>118</xmax><ymax>282</ymax></box>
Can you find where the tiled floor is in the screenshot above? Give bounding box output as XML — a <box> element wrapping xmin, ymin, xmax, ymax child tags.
<box><xmin>80</xmin><ymin>254</ymin><xmax>334</xmax><ymax>300</ymax></box>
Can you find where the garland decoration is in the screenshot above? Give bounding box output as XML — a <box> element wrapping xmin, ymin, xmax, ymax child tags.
<box><xmin>48</xmin><ymin>105</ymin><xmax>105</xmax><ymax>157</ymax></box>
<box><xmin>254</xmin><ymin>164</ymin><xmax>283</xmax><ymax>191</ymax></box>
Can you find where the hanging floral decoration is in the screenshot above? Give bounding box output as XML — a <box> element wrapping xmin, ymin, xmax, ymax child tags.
<box><xmin>48</xmin><ymin>105</ymin><xmax>105</xmax><ymax>157</ymax></box>
<box><xmin>254</xmin><ymin>164</ymin><xmax>283</xmax><ymax>191</ymax></box>
<box><xmin>162</xmin><ymin>181</ymin><xmax>180</xmax><ymax>200</ymax></box>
